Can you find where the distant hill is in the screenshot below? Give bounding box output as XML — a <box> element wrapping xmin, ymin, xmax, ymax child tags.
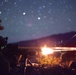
<box><xmin>17</xmin><ymin>31</ymin><xmax>76</xmax><ymax>47</ymax></box>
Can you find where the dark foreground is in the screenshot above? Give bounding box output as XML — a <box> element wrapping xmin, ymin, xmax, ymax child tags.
<box><xmin>8</xmin><ymin>65</ymin><xmax>76</xmax><ymax>75</ymax></box>
<box><xmin>0</xmin><ymin>36</ymin><xmax>76</xmax><ymax>75</ymax></box>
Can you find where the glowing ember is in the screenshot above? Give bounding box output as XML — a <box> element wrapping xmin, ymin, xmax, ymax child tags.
<box><xmin>41</xmin><ymin>46</ymin><xmax>54</xmax><ymax>55</ymax></box>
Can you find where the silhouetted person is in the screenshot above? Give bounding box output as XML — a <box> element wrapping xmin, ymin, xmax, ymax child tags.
<box><xmin>0</xmin><ymin>36</ymin><xmax>7</xmax><ymax>49</ymax></box>
<box><xmin>0</xmin><ymin>36</ymin><xmax>10</xmax><ymax>75</ymax></box>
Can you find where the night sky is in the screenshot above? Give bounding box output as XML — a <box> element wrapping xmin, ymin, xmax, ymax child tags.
<box><xmin>0</xmin><ymin>0</ymin><xmax>76</xmax><ymax>43</ymax></box>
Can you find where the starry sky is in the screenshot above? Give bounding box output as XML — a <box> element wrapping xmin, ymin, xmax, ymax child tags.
<box><xmin>0</xmin><ymin>0</ymin><xmax>76</xmax><ymax>43</ymax></box>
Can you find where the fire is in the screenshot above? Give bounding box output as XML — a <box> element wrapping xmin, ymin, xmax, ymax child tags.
<box><xmin>41</xmin><ymin>46</ymin><xmax>54</xmax><ymax>55</ymax></box>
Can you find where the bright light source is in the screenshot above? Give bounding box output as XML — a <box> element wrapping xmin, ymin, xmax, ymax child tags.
<box><xmin>41</xmin><ymin>46</ymin><xmax>54</xmax><ymax>55</ymax></box>
<box><xmin>23</xmin><ymin>12</ymin><xmax>26</xmax><ymax>15</ymax></box>
<box><xmin>38</xmin><ymin>17</ymin><xmax>41</xmax><ymax>20</ymax></box>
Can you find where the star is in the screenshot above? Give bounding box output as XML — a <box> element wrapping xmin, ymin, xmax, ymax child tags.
<box><xmin>0</xmin><ymin>11</ymin><xmax>2</xmax><ymax>14</ymax></box>
<box><xmin>4</xmin><ymin>18</ymin><xmax>7</xmax><ymax>20</ymax></box>
<box><xmin>42</xmin><ymin>5</ymin><xmax>46</xmax><ymax>8</ymax></box>
<box><xmin>44</xmin><ymin>16</ymin><xmax>47</xmax><ymax>19</ymax></box>
<box><xmin>23</xmin><ymin>12</ymin><xmax>26</xmax><ymax>15</ymax></box>
<box><xmin>14</xmin><ymin>2</ymin><xmax>17</xmax><ymax>5</ymax></box>
<box><xmin>5</xmin><ymin>0</ymin><xmax>9</xmax><ymax>2</ymax></box>
<box><xmin>38</xmin><ymin>17</ymin><xmax>41</xmax><ymax>20</ymax></box>
<box><xmin>68</xmin><ymin>19</ymin><xmax>71</xmax><ymax>22</ymax></box>
<box><xmin>49</xmin><ymin>3</ymin><xmax>52</xmax><ymax>5</ymax></box>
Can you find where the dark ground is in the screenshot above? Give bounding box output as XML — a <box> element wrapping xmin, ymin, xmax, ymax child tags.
<box><xmin>9</xmin><ymin>65</ymin><xmax>76</xmax><ymax>75</ymax></box>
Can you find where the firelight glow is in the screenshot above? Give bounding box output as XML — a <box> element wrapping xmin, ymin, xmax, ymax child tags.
<box><xmin>41</xmin><ymin>46</ymin><xmax>54</xmax><ymax>55</ymax></box>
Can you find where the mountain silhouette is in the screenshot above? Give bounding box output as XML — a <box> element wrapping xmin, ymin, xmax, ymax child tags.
<box><xmin>17</xmin><ymin>31</ymin><xmax>76</xmax><ymax>47</ymax></box>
